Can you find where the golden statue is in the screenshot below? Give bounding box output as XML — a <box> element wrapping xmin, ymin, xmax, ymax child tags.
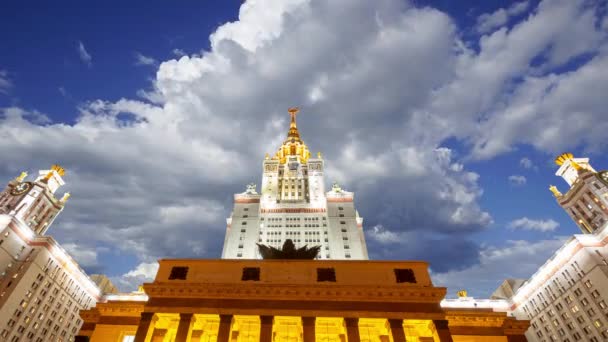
<box><xmin>317</xmin><ymin>151</ymin><xmax>322</xmax><ymax>159</ymax></box>
<box><xmin>457</xmin><ymin>290</ymin><xmax>468</xmax><ymax>298</ymax></box>
<box><xmin>549</xmin><ymin>185</ymin><xmax>562</xmax><ymax>197</ymax></box>
<box><xmin>15</xmin><ymin>171</ymin><xmax>27</xmax><ymax>182</ymax></box>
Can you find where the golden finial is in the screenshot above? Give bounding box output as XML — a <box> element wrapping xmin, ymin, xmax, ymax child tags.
<box><xmin>15</xmin><ymin>171</ymin><xmax>28</xmax><ymax>182</ymax></box>
<box><xmin>60</xmin><ymin>192</ymin><xmax>71</xmax><ymax>203</ymax></box>
<box><xmin>549</xmin><ymin>185</ymin><xmax>562</xmax><ymax>197</ymax></box>
<box><xmin>137</xmin><ymin>285</ymin><xmax>146</xmax><ymax>294</ymax></box>
<box><xmin>317</xmin><ymin>151</ymin><xmax>322</xmax><ymax>159</ymax></box>
<box><xmin>51</xmin><ymin>164</ymin><xmax>65</xmax><ymax>177</ymax></box>
<box><xmin>555</xmin><ymin>153</ymin><xmax>574</xmax><ymax>166</ymax></box>
<box><xmin>265</xmin><ymin>153</ymin><xmax>269</xmax><ymax>160</ymax></box>
<box><xmin>457</xmin><ymin>290</ymin><xmax>468</xmax><ymax>298</ymax></box>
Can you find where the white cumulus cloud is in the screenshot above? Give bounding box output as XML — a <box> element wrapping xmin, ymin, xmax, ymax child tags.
<box><xmin>508</xmin><ymin>175</ymin><xmax>527</xmax><ymax>186</ymax></box>
<box><xmin>508</xmin><ymin>217</ymin><xmax>560</xmax><ymax>232</ymax></box>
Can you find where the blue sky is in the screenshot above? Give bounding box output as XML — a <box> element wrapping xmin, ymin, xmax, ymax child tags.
<box><xmin>1</xmin><ymin>0</ymin><xmax>607</xmax><ymax>297</ymax></box>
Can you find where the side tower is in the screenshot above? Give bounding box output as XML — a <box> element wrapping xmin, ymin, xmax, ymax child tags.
<box><xmin>0</xmin><ymin>165</ymin><xmax>69</xmax><ymax>235</ymax></box>
<box><xmin>222</xmin><ymin>108</ymin><xmax>368</xmax><ymax>260</ymax></box>
<box><xmin>0</xmin><ymin>166</ymin><xmax>100</xmax><ymax>342</ymax></box>
<box><xmin>550</xmin><ymin>153</ymin><xmax>608</xmax><ymax>233</ymax></box>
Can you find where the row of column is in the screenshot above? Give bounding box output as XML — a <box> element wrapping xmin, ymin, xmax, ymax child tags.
<box><xmin>133</xmin><ymin>313</ymin><xmax>454</xmax><ymax>342</ymax></box>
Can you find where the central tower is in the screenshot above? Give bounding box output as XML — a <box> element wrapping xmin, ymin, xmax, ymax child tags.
<box><xmin>222</xmin><ymin>108</ymin><xmax>368</xmax><ymax>260</ymax></box>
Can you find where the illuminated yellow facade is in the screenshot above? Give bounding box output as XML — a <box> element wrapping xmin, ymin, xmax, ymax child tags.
<box><xmin>78</xmin><ymin>259</ymin><xmax>529</xmax><ymax>342</ymax></box>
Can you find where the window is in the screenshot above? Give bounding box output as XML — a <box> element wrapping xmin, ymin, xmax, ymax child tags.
<box><xmin>168</xmin><ymin>267</ymin><xmax>188</xmax><ymax>280</ymax></box>
<box><xmin>394</xmin><ymin>269</ymin><xmax>417</xmax><ymax>283</ymax></box>
<box><xmin>122</xmin><ymin>336</ymin><xmax>135</xmax><ymax>342</ymax></box>
<box><xmin>584</xmin><ymin>280</ymin><xmax>592</xmax><ymax>288</ymax></box>
<box><xmin>317</xmin><ymin>268</ymin><xmax>336</xmax><ymax>282</ymax></box>
<box><xmin>241</xmin><ymin>268</ymin><xmax>260</xmax><ymax>281</ymax></box>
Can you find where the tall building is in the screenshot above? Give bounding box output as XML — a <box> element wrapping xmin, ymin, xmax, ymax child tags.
<box><xmin>89</xmin><ymin>274</ymin><xmax>118</xmax><ymax>295</ymax></box>
<box><xmin>507</xmin><ymin>223</ymin><xmax>608</xmax><ymax>341</ymax></box>
<box><xmin>491</xmin><ymin>279</ymin><xmax>526</xmax><ymax>300</ymax></box>
<box><xmin>493</xmin><ymin>154</ymin><xmax>608</xmax><ymax>341</ymax></box>
<box><xmin>0</xmin><ymin>166</ymin><xmax>101</xmax><ymax>342</ymax></box>
<box><xmin>78</xmin><ymin>109</ymin><xmax>531</xmax><ymax>342</ymax></box>
<box><xmin>550</xmin><ymin>153</ymin><xmax>608</xmax><ymax>233</ymax></box>
<box><xmin>222</xmin><ymin>108</ymin><xmax>368</xmax><ymax>260</ymax></box>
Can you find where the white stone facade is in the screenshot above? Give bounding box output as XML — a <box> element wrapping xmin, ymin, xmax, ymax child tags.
<box><xmin>551</xmin><ymin>153</ymin><xmax>608</xmax><ymax>233</ymax></box>
<box><xmin>0</xmin><ymin>169</ymin><xmax>101</xmax><ymax>342</ymax></box>
<box><xmin>507</xmin><ymin>224</ymin><xmax>608</xmax><ymax>341</ymax></box>
<box><xmin>222</xmin><ymin>110</ymin><xmax>368</xmax><ymax>260</ymax></box>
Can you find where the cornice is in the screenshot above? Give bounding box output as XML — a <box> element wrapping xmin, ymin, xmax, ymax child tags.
<box><xmin>143</xmin><ymin>283</ymin><xmax>446</xmax><ymax>303</ymax></box>
<box><xmin>97</xmin><ymin>301</ymin><xmax>146</xmax><ymax>316</ymax></box>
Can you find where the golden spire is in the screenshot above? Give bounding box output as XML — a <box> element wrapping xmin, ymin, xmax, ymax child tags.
<box><xmin>275</xmin><ymin>107</ymin><xmax>310</xmax><ymax>164</ymax></box>
<box><xmin>555</xmin><ymin>153</ymin><xmax>574</xmax><ymax>166</ymax></box>
<box><xmin>15</xmin><ymin>171</ymin><xmax>28</xmax><ymax>182</ymax></box>
<box><xmin>287</xmin><ymin>107</ymin><xmax>301</xmax><ymax>141</ymax></box>
<box><xmin>549</xmin><ymin>185</ymin><xmax>562</xmax><ymax>197</ymax></box>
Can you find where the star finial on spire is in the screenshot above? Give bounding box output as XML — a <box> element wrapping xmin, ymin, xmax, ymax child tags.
<box><xmin>288</xmin><ymin>107</ymin><xmax>299</xmax><ymax>129</ymax></box>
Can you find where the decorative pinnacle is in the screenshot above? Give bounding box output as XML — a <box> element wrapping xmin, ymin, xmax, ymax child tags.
<box><xmin>457</xmin><ymin>290</ymin><xmax>468</xmax><ymax>298</ymax></box>
<box><xmin>549</xmin><ymin>185</ymin><xmax>562</xmax><ymax>197</ymax></box>
<box><xmin>15</xmin><ymin>171</ymin><xmax>28</xmax><ymax>182</ymax></box>
<box><xmin>60</xmin><ymin>192</ymin><xmax>71</xmax><ymax>203</ymax></box>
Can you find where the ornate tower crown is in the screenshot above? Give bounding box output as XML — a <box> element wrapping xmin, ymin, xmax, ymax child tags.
<box><xmin>555</xmin><ymin>152</ymin><xmax>574</xmax><ymax>166</ymax></box>
<box><xmin>51</xmin><ymin>164</ymin><xmax>66</xmax><ymax>177</ymax></box>
<box><xmin>274</xmin><ymin>107</ymin><xmax>311</xmax><ymax>164</ymax></box>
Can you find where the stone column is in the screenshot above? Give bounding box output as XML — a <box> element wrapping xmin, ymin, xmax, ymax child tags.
<box><xmin>388</xmin><ymin>319</ymin><xmax>406</xmax><ymax>342</ymax></box>
<box><xmin>260</xmin><ymin>316</ymin><xmax>274</xmax><ymax>342</ymax></box>
<box><xmin>217</xmin><ymin>315</ymin><xmax>234</xmax><ymax>342</ymax></box>
<box><xmin>175</xmin><ymin>313</ymin><xmax>195</xmax><ymax>342</ymax></box>
<box><xmin>302</xmin><ymin>317</ymin><xmax>316</xmax><ymax>342</ymax></box>
<box><xmin>134</xmin><ymin>312</ymin><xmax>157</xmax><ymax>342</ymax></box>
<box><xmin>344</xmin><ymin>318</ymin><xmax>360</xmax><ymax>342</ymax></box>
<box><xmin>506</xmin><ymin>335</ymin><xmax>528</xmax><ymax>342</ymax></box>
<box><xmin>151</xmin><ymin>328</ymin><xmax>168</xmax><ymax>342</ymax></box>
<box><xmin>432</xmin><ymin>320</ymin><xmax>453</xmax><ymax>342</ymax></box>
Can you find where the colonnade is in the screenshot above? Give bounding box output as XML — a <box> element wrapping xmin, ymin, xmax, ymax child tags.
<box><xmin>133</xmin><ymin>313</ymin><xmax>453</xmax><ymax>342</ymax></box>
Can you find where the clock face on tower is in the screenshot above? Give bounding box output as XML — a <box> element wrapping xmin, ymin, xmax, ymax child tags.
<box><xmin>10</xmin><ymin>182</ymin><xmax>32</xmax><ymax>196</ymax></box>
<box><xmin>598</xmin><ymin>170</ymin><xmax>608</xmax><ymax>186</ymax></box>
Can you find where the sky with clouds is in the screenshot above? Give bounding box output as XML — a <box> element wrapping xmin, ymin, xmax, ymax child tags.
<box><xmin>1</xmin><ymin>0</ymin><xmax>607</xmax><ymax>297</ymax></box>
